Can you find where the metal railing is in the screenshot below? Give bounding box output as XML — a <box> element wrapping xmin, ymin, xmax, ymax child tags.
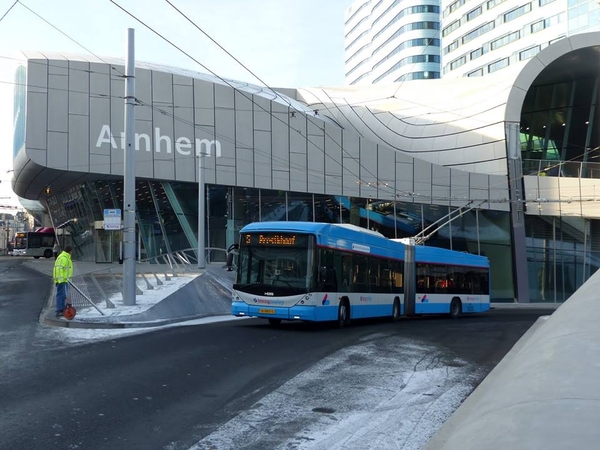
<box><xmin>62</xmin><ymin>248</ymin><xmax>228</xmax><ymax>315</ymax></box>
<box><xmin>523</xmin><ymin>159</ymin><xmax>600</xmax><ymax>178</ymax></box>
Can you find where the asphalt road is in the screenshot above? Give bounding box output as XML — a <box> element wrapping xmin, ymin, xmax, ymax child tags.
<box><xmin>0</xmin><ymin>256</ymin><xmax>555</xmax><ymax>450</ymax></box>
<box><xmin>0</xmin><ymin>256</ymin><xmax>52</xmax><ymax>375</ymax></box>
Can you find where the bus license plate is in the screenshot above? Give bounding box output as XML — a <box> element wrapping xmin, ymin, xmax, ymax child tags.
<box><xmin>259</xmin><ymin>308</ymin><xmax>275</xmax><ymax>314</ymax></box>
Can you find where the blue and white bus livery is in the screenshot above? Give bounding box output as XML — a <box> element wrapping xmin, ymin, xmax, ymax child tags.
<box><xmin>231</xmin><ymin>221</ymin><xmax>490</xmax><ymax>326</ymax></box>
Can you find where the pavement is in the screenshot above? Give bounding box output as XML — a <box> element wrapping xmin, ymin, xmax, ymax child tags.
<box><xmin>24</xmin><ymin>258</ymin><xmax>236</xmax><ymax>329</ymax></box>
<box><xmin>423</xmin><ymin>270</ymin><xmax>599</xmax><ymax>450</ymax></box>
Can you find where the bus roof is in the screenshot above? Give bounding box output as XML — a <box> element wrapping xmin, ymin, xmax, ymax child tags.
<box><xmin>240</xmin><ymin>222</ymin><xmax>489</xmax><ymax>268</ymax></box>
<box><xmin>415</xmin><ymin>245</ymin><xmax>489</xmax><ymax>268</ymax></box>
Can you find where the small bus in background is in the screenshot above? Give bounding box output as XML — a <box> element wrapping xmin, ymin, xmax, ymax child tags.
<box><xmin>12</xmin><ymin>228</ymin><xmax>56</xmax><ymax>258</ymax></box>
<box><xmin>231</xmin><ymin>221</ymin><xmax>490</xmax><ymax>326</ymax></box>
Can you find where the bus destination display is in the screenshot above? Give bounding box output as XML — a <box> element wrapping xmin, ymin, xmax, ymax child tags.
<box><xmin>243</xmin><ymin>233</ymin><xmax>307</xmax><ymax>247</ymax></box>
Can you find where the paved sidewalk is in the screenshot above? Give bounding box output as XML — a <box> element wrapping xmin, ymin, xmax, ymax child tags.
<box><xmin>491</xmin><ymin>302</ymin><xmax>562</xmax><ymax>310</ymax></box>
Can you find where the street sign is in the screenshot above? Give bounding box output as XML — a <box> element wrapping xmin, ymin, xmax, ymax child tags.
<box><xmin>103</xmin><ymin>209</ymin><xmax>122</xmax><ymax>230</ymax></box>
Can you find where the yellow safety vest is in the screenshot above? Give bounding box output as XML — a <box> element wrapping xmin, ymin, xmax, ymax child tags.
<box><xmin>53</xmin><ymin>251</ymin><xmax>73</xmax><ymax>284</ymax></box>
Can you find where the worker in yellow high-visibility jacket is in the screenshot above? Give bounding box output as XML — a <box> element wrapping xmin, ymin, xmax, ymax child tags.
<box><xmin>53</xmin><ymin>246</ymin><xmax>73</xmax><ymax>317</ymax></box>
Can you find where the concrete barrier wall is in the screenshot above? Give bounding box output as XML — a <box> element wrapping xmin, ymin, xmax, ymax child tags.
<box><xmin>423</xmin><ymin>270</ymin><xmax>600</xmax><ymax>450</ymax></box>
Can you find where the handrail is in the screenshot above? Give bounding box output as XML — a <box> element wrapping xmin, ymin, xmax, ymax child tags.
<box><xmin>67</xmin><ymin>280</ymin><xmax>105</xmax><ymax>315</ymax></box>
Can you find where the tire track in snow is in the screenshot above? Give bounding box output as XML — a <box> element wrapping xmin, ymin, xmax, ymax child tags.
<box><xmin>188</xmin><ymin>334</ymin><xmax>484</xmax><ymax>450</ymax></box>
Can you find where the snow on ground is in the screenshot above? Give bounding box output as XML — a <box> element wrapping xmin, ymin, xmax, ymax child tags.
<box><xmin>38</xmin><ymin>313</ymin><xmax>242</xmax><ymax>347</ymax></box>
<box><xmin>37</xmin><ymin>272</ymin><xmax>484</xmax><ymax>450</ymax></box>
<box><xmin>38</xmin><ymin>272</ymin><xmax>242</xmax><ymax>346</ymax></box>
<box><xmin>75</xmin><ymin>273</ymin><xmax>199</xmax><ymax>319</ymax></box>
<box><xmin>189</xmin><ymin>333</ymin><xmax>484</xmax><ymax>450</ymax></box>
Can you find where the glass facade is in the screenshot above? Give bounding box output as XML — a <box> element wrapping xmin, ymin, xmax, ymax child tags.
<box><xmin>45</xmin><ymin>180</ymin><xmax>513</xmax><ymax>301</ymax></box>
<box><xmin>568</xmin><ymin>0</ymin><xmax>600</xmax><ymax>34</ymax></box>
<box><xmin>521</xmin><ymin>77</ymin><xmax>600</xmax><ymax>177</ymax></box>
<box><xmin>519</xmin><ymin>63</ymin><xmax>600</xmax><ymax>302</ymax></box>
<box><xmin>525</xmin><ymin>216</ymin><xmax>600</xmax><ymax>302</ymax></box>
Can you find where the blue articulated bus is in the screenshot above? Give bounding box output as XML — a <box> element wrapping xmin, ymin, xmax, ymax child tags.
<box><xmin>231</xmin><ymin>222</ymin><xmax>490</xmax><ymax>326</ymax></box>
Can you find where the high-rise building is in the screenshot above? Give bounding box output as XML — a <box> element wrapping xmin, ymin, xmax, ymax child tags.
<box><xmin>347</xmin><ymin>0</ymin><xmax>600</xmax><ymax>81</ymax></box>
<box><xmin>344</xmin><ymin>0</ymin><xmax>442</xmax><ymax>85</ymax></box>
<box><xmin>442</xmin><ymin>0</ymin><xmax>568</xmax><ymax>78</ymax></box>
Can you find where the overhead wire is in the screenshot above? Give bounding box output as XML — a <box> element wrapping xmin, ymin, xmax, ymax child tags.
<box><xmin>5</xmin><ymin>1</ymin><xmax>598</xmax><ymax>208</ymax></box>
<box><xmin>155</xmin><ymin>1</ymin><xmax>493</xmax><ymax>202</ymax></box>
<box><xmin>0</xmin><ymin>0</ymin><xmax>18</xmax><ymax>23</ymax></box>
<box><xmin>162</xmin><ymin>0</ymin><xmax>294</xmax><ymax>110</ymax></box>
<box><xmin>5</xmin><ymin>4</ymin><xmax>348</xmax><ymax>191</ymax></box>
<box><xmin>109</xmin><ymin>0</ymin><xmax>389</xmax><ymax>195</ymax></box>
<box><xmin>125</xmin><ymin>1</ymin><xmax>600</xmax><ymax>206</ymax></box>
<box><xmin>18</xmin><ymin>1</ymin><xmax>126</xmax><ymax>77</ymax></box>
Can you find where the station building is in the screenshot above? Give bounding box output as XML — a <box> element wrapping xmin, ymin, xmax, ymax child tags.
<box><xmin>11</xmin><ymin>32</ymin><xmax>600</xmax><ymax>303</ymax></box>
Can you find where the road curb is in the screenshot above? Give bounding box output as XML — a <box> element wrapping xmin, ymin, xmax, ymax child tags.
<box><xmin>41</xmin><ymin>312</ymin><xmax>223</xmax><ymax>329</ymax></box>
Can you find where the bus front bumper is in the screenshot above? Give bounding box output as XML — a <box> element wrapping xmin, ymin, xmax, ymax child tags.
<box><xmin>231</xmin><ymin>302</ymin><xmax>333</xmax><ymax>322</ymax></box>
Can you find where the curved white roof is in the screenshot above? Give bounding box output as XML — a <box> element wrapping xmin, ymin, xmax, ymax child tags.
<box><xmin>297</xmin><ymin>32</ymin><xmax>600</xmax><ymax>176</ymax></box>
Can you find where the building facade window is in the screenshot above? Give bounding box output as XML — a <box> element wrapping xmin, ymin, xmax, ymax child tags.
<box><xmin>490</xmin><ymin>30</ymin><xmax>520</xmax><ymax>50</ymax></box>
<box><xmin>349</xmin><ymin>71</ymin><xmax>372</xmax><ymax>85</ymax></box>
<box><xmin>346</xmin><ymin>43</ymin><xmax>371</xmax><ymax>65</ymax></box>
<box><xmin>444</xmin><ymin>40</ymin><xmax>459</xmax><ymax>55</ymax></box>
<box><xmin>395</xmin><ymin>71</ymin><xmax>440</xmax><ymax>81</ymax></box>
<box><xmin>468</xmin><ymin>68</ymin><xmax>484</xmax><ymax>77</ymax></box>
<box><xmin>519</xmin><ymin>45</ymin><xmax>540</xmax><ymax>60</ymax></box>
<box><xmin>373</xmin><ymin>38</ymin><xmax>440</xmax><ymax>70</ymax></box>
<box><xmin>373</xmin><ymin>22</ymin><xmax>440</xmax><ymax>55</ymax></box>
<box><xmin>373</xmin><ymin>54</ymin><xmax>441</xmax><ymax>82</ymax></box>
<box><xmin>374</xmin><ymin>4</ymin><xmax>440</xmax><ymax>39</ymax></box>
<box><xmin>531</xmin><ymin>19</ymin><xmax>545</xmax><ymax>33</ymax></box>
<box><xmin>449</xmin><ymin>0</ymin><xmax>466</xmax><ymax>14</ymax></box>
<box><xmin>346</xmin><ymin>16</ymin><xmax>370</xmax><ymax>38</ymax></box>
<box><xmin>504</xmin><ymin>3</ymin><xmax>532</xmax><ymax>22</ymax></box>
<box><xmin>346</xmin><ymin>58</ymin><xmax>371</xmax><ymax>78</ymax></box>
<box><xmin>450</xmin><ymin>56</ymin><xmax>467</xmax><ymax>70</ymax></box>
<box><xmin>487</xmin><ymin>0</ymin><xmax>507</xmax><ymax>9</ymax></box>
<box><xmin>467</xmin><ymin>6</ymin><xmax>483</xmax><ymax>21</ymax></box>
<box><xmin>488</xmin><ymin>57</ymin><xmax>509</xmax><ymax>72</ymax></box>
<box><xmin>346</xmin><ymin>30</ymin><xmax>370</xmax><ymax>53</ymax></box>
<box><xmin>462</xmin><ymin>21</ymin><xmax>495</xmax><ymax>44</ymax></box>
<box><xmin>443</xmin><ymin>20</ymin><xmax>461</xmax><ymax>37</ymax></box>
<box><xmin>470</xmin><ymin>48</ymin><xmax>483</xmax><ymax>59</ymax></box>
<box><xmin>346</xmin><ymin>1</ymin><xmax>371</xmax><ymax>25</ymax></box>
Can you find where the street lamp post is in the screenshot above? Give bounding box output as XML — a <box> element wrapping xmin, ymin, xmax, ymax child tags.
<box><xmin>197</xmin><ymin>152</ymin><xmax>205</xmax><ymax>269</ymax></box>
<box><xmin>122</xmin><ymin>28</ymin><xmax>136</xmax><ymax>306</ymax></box>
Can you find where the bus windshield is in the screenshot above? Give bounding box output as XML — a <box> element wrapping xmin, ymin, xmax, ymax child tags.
<box><xmin>14</xmin><ymin>234</ymin><xmax>27</xmax><ymax>249</ymax></box>
<box><xmin>235</xmin><ymin>233</ymin><xmax>315</xmax><ymax>294</ymax></box>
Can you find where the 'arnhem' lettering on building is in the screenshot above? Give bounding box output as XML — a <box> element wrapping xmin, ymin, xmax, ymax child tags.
<box><xmin>95</xmin><ymin>125</ymin><xmax>222</xmax><ymax>157</ymax></box>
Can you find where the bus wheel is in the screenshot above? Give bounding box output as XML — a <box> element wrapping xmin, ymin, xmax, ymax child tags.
<box><xmin>337</xmin><ymin>299</ymin><xmax>350</xmax><ymax>328</ymax></box>
<box><xmin>268</xmin><ymin>318</ymin><xmax>282</xmax><ymax>326</ymax></box>
<box><xmin>391</xmin><ymin>298</ymin><xmax>400</xmax><ymax>322</ymax></box>
<box><xmin>449</xmin><ymin>298</ymin><xmax>462</xmax><ymax>319</ymax></box>
<box><xmin>43</xmin><ymin>249</ymin><xmax>53</xmax><ymax>259</ymax></box>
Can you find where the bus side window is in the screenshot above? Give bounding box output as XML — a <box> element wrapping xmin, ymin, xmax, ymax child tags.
<box><xmin>319</xmin><ymin>267</ymin><xmax>338</xmax><ymax>292</ymax></box>
<box><xmin>369</xmin><ymin>257</ymin><xmax>379</xmax><ymax>293</ymax></box>
<box><xmin>340</xmin><ymin>255</ymin><xmax>352</xmax><ymax>292</ymax></box>
<box><xmin>394</xmin><ymin>272</ymin><xmax>403</xmax><ymax>291</ymax></box>
<box><xmin>352</xmin><ymin>255</ymin><xmax>368</xmax><ymax>292</ymax></box>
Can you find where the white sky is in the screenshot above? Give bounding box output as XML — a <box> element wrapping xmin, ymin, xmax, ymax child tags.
<box><xmin>0</xmin><ymin>0</ymin><xmax>353</xmax><ymax>211</ymax></box>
